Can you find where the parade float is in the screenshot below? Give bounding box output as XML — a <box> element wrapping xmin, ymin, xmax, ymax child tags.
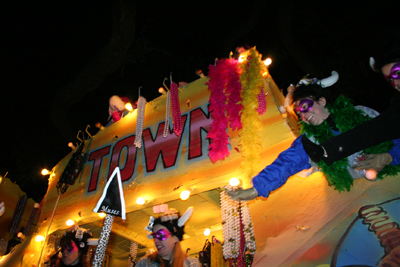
<box><xmin>1</xmin><ymin>47</ymin><xmax>400</xmax><ymax>267</ymax></box>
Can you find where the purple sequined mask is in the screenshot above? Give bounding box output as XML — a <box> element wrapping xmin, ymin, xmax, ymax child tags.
<box><xmin>384</xmin><ymin>62</ymin><xmax>400</xmax><ymax>87</ymax></box>
<box><xmin>151</xmin><ymin>229</ymin><xmax>171</xmax><ymax>241</ymax></box>
<box><xmin>61</xmin><ymin>242</ymin><xmax>78</xmax><ymax>253</ymax></box>
<box><xmin>295</xmin><ymin>98</ymin><xmax>314</xmax><ymax>114</ymax></box>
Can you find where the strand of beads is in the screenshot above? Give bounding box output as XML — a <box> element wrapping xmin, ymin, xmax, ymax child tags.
<box><xmin>163</xmin><ymin>91</ymin><xmax>170</xmax><ymax>138</ymax></box>
<box><xmin>241</xmin><ymin>200</ymin><xmax>256</xmax><ymax>255</ymax></box>
<box><xmin>220</xmin><ymin>185</ymin><xmax>240</xmax><ymax>260</ymax></box>
<box><xmin>170</xmin><ymin>82</ymin><xmax>182</xmax><ymax>136</ymax></box>
<box><xmin>128</xmin><ymin>241</ymin><xmax>138</xmax><ymax>267</ymax></box>
<box><xmin>134</xmin><ymin>96</ymin><xmax>146</xmax><ymax>148</ymax></box>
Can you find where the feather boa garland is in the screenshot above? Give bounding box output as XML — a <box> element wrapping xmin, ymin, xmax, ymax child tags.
<box><xmin>224</xmin><ymin>59</ymin><xmax>243</xmax><ymax>130</ymax></box>
<box><xmin>207</xmin><ymin>60</ymin><xmax>230</xmax><ymax>162</ymax></box>
<box><xmin>207</xmin><ymin>59</ymin><xmax>243</xmax><ymax>163</ymax></box>
<box><xmin>238</xmin><ymin>48</ymin><xmax>267</xmax><ymax>178</ymax></box>
<box><xmin>301</xmin><ymin>95</ymin><xmax>400</xmax><ymax>192</ymax></box>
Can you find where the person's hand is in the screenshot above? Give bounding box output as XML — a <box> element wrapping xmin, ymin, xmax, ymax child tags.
<box><xmin>301</xmin><ymin>135</ymin><xmax>326</xmax><ymax>162</ymax></box>
<box><xmin>227</xmin><ymin>188</ymin><xmax>258</xmax><ymax>201</ymax></box>
<box><xmin>355</xmin><ymin>153</ymin><xmax>393</xmax><ymax>172</ymax></box>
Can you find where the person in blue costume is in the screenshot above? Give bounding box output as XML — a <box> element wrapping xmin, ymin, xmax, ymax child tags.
<box><xmin>228</xmin><ymin>71</ymin><xmax>400</xmax><ymax>201</ymax></box>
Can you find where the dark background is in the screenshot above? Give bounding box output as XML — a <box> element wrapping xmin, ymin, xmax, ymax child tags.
<box><xmin>1</xmin><ymin>0</ymin><xmax>398</xmax><ymax>202</ymax></box>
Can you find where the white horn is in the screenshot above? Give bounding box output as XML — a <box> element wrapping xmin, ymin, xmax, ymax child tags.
<box><xmin>178</xmin><ymin>207</ymin><xmax>194</xmax><ymax>227</ymax></box>
<box><xmin>369</xmin><ymin>57</ymin><xmax>380</xmax><ymax>72</ymax></box>
<box><xmin>87</xmin><ymin>238</ymin><xmax>99</xmax><ymax>246</ymax></box>
<box><xmin>320</xmin><ymin>71</ymin><xmax>339</xmax><ymax>88</ymax></box>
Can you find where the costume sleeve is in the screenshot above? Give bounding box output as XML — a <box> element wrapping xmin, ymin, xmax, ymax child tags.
<box><xmin>321</xmin><ymin>95</ymin><xmax>400</xmax><ymax>165</ymax></box>
<box><xmin>252</xmin><ymin>135</ymin><xmax>311</xmax><ymax>198</ymax></box>
<box><xmin>388</xmin><ymin>138</ymin><xmax>400</xmax><ymax>166</ymax></box>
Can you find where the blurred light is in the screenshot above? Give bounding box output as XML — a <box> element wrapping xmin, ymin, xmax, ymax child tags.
<box><xmin>204</xmin><ymin>228</ymin><xmax>211</xmax><ymax>236</ymax></box>
<box><xmin>17</xmin><ymin>232</ymin><xmax>25</xmax><ymax>239</ymax></box>
<box><xmin>238</xmin><ymin>55</ymin><xmax>246</xmax><ymax>63</ymax></box>
<box><xmin>195</xmin><ymin>69</ymin><xmax>205</xmax><ymax>78</ymax></box>
<box><xmin>95</xmin><ymin>122</ymin><xmax>105</xmax><ymax>130</ymax></box>
<box><xmin>98</xmin><ymin>212</ymin><xmax>106</xmax><ymax>218</ymax></box>
<box><xmin>159</xmin><ymin>87</ymin><xmax>166</xmax><ymax>94</ymax></box>
<box><xmin>229</xmin><ymin>178</ymin><xmax>240</xmax><ymax>187</ymax></box>
<box><xmin>35</xmin><ymin>235</ymin><xmax>45</xmax><ymax>242</ymax></box>
<box><xmin>365</xmin><ymin>169</ymin><xmax>377</xmax><ymax>180</ymax></box>
<box><xmin>262</xmin><ymin>71</ymin><xmax>269</xmax><ymax>77</ymax></box>
<box><xmin>180</xmin><ymin>190</ymin><xmax>190</xmax><ymax>201</ymax></box>
<box><xmin>41</xmin><ymin>169</ymin><xmax>50</xmax><ymax>175</ymax></box>
<box><xmin>68</xmin><ymin>142</ymin><xmax>76</xmax><ymax>150</ymax></box>
<box><xmin>264</xmin><ymin>58</ymin><xmax>272</xmax><ymax>66</ymax></box>
<box><xmin>34</xmin><ymin>203</ymin><xmax>40</xmax><ymax>209</ymax></box>
<box><xmin>136</xmin><ymin>197</ymin><xmax>145</xmax><ymax>205</ymax></box>
<box><xmin>66</xmin><ymin>219</ymin><xmax>74</xmax><ymax>226</ymax></box>
<box><xmin>125</xmin><ymin>103</ymin><xmax>133</xmax><ymax>112</ymax></box>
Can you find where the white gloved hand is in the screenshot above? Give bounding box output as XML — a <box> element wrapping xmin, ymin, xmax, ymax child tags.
<box><xmin>108</xmin><ymin>95</ymin><xmax>126</xmax><ymax>115</ymax></box>
<box><xmin>227</xmin><ymin>187</ymin><xmax>258</xmax><ymax>201</ymax></box>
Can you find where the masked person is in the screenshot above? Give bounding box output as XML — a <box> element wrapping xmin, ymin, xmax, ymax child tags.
<box><xmin>302</xmin><ymin>36</ymin><xmax>400</xmax><ymax>167</ymax></box>
<box><xmin>53</xmin><ymin>225</ymin><xmax>97</xmax><ymax>267</ymax></box>
<box><xmin>137</xmin><ymin>207</ymin><xmax>200</xmax><ymax>267</ymax></box>
<box><xmin>228</xmin><ymin>71</ymin><xmax>400</xmax><ymax>201</ymax></box>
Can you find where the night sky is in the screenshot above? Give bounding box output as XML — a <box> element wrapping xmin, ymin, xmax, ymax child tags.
<box><xmin>1</xmin><ymin>0</ymin><xmax>398</xmax><ymax>202</ymax></box>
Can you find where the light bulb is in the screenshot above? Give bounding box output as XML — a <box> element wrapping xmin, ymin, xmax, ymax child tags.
<box><xmin>229</xmin><ymin>178</ymin><xmax>240</xmax><ymax>186</ymax></box>
<box><xmin>204</xmin><ymin>228</ymin><xmax>210</xmax><ymax>236</ymax></box>
<box><xmin>35</xmin><ymin>235</ymin><xmax>45</xmax><ymax>242</ymax></box>
<box><xmin>68</xmin><ymin>142</ymin><xmax>76</xmax><ymax>150</ymax></box>
<box><xmin>66</xmin><ymin>219</ymin><xmax>74</xmax><ymax>226</ymax></box>
<box><xmin>41</xmin><ymin>169</ymin><xmax>49</xmax><ymax>175</ymax></box>
<box><xmin>136</xmin><ymin>197</ymin><xmax>145</xmax><ymax>205</ymax></box>
<box><xmin>125</xmin><ymin>103</ymin><xmax>133</xmax><ymax>112</ymax></box>
<box><xmin>98</xmin><ymin>212</ymin><xmax>106</xmax><ymax>218</ymax></box>
<box><xmin>180</xmin><ymin>190</ymin><xmax>190</xmax><ymax>201</ymax></box>
<box><xmin>264</xmin><ymin>58</ymin><xmax>272</xmax><ymax>66</ymax></box>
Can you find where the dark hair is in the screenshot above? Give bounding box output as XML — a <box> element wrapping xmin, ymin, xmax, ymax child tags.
<box><xmin>59</xmin><ymin>230</ymin><xmax>92</xmax><ymax>256</ymax></box>
<box><xmin>292</xmin><ymin>83</ymin><xmax>333</xmax><ymax>104</ymax></box>
<box><xmin>373</xmin><ymin>32</ymin><xmax>400</xmax><ymax>70</ymax></box>
<box><xmin>153</xmin><ymin>214</ymin><xmax>185</xmax><ymax>241</ymax></box>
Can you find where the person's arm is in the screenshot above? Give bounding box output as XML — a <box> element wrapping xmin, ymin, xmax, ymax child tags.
<box><xmin>251</xmin><ymin>136</ymin><xmax>311</xmax><ymax>198</ymax></box>
<box><xmin>321</xmin><ymin>106</ymin><xmax>400</xmax><ymax>164</ymax></box>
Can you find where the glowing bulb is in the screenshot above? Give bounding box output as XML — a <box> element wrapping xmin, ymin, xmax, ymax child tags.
<box><xmin>136</xmin><ymin>197</ymin><xmax>145</xmax><ymax>205</ymax></box>
<box><xmin>41</xmin><ymin>169</ymin><xmax>50</xmax><ymax>175</ymax></box>
<box><xmin>264</xmin><ymin>58</ymin><xmax>272</xmax><ymax>66</ymax></box>
<box><xmin>204</xmin><ymin>228</ymin><xmax>211</xmax><ymax>236</ymax></box>
<box><xmin>159</xmin><ymin>87</ymin><xmax>166</xmax><ymax>94</ymax></box>
<box><xmin>125</xmin><ymin>103</ymin><xmax>133</xmax><ymax>112</ymax></box>
<box><xmin>180</xmin><ymin>190</ymin><xmax>190</xmax><ymax>201</ymax></box>
<box><xmin>95</xmin><ymin>122</ymin><xmax>105</xmax><ymax>130</ymax></box>
<box><xmin>238</xmin><ymin>55</ymin><xmax>246</xmax><ymax>63</ymax></box>
<box><xmin>98</xmin><ymin>212</ymin><xmax>106</xmax><ymax>218</ymax></box>
<box><xmin>365</xmin><ymin>169</ymin><xmax>377</xmax><ymax>180</ymax></box>
<box><xmin>229</xmin><ymin>178</ymin><xmax>240</xmax><ymax>186</ymax></box>
<box><xmin>262</xmin><ymin>71</ymin><xmax>269</xmax><ymax>77</ymax></box>
<box><xmin>66</xmin><ymin>219</ymin><xmax>74</xmax><ymax>226</ymax></box>
<box><xmin>34</xmin><ymin>203</ymin><xmax>40</xmax><ymax>209</ymax></box>
<box><xmin>68</xmin><ymin>142</ymin><xmax>76</xmax><ymax>150</ymax></box>
<box><xmin>35</xmin><ymin>235</ymin><xmax>45</xmax><ymax>242</ymax></box>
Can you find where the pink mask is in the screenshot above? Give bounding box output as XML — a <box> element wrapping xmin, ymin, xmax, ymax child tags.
<box><xmin>384</xmin><ymin>62</ymin><xmax>400</xmax><ymax>87</ymax></box>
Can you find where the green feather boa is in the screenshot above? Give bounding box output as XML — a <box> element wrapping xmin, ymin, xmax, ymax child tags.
<box><xmin>300</xmin><ymin>95</ymin><xmax>400</xmax><ymax>192</ymax></box>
